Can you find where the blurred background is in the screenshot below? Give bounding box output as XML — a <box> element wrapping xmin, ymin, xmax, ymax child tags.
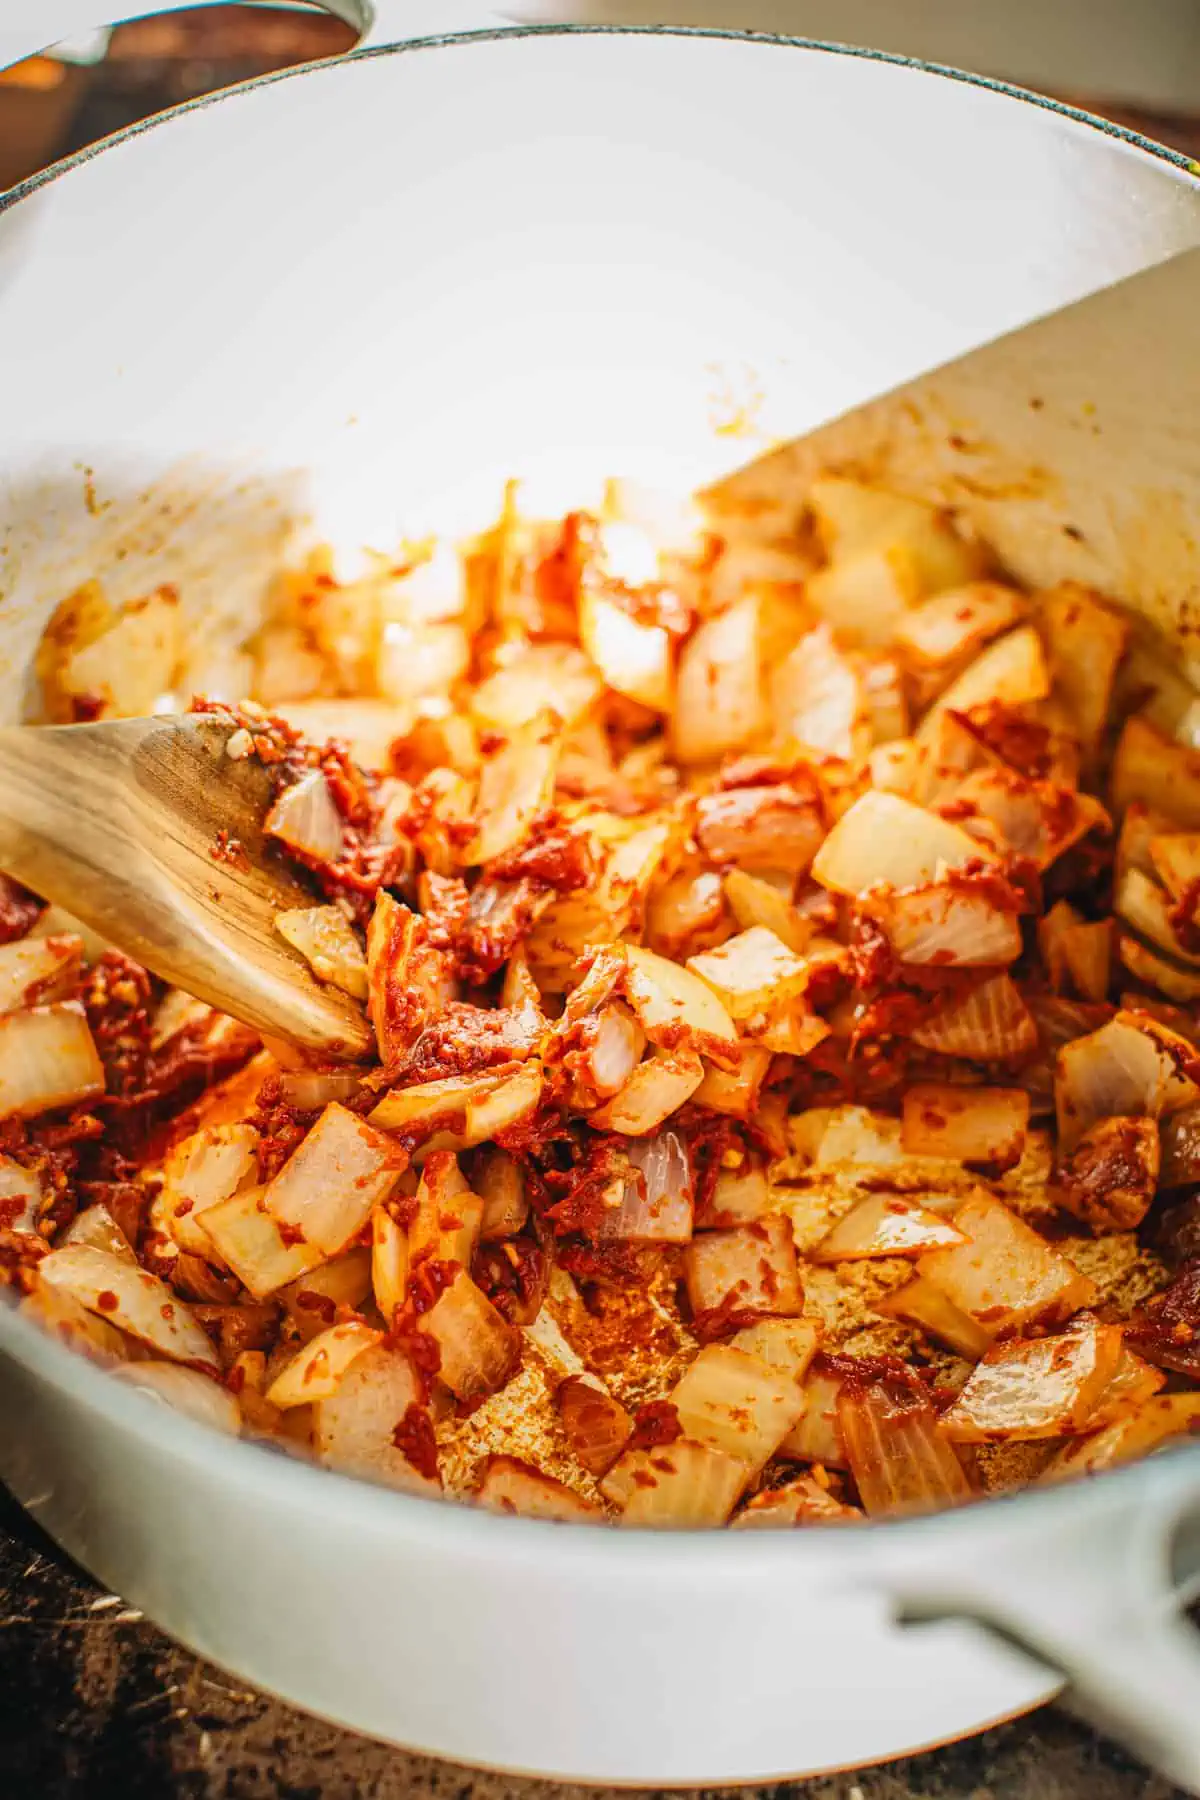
<box><xmin>2</xmin><ymin>1</ymin><xmax>1200</xmax><ymax>195</ymax></box>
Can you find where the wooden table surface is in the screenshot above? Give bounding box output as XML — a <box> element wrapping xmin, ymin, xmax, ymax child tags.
<box><xmin>2</xmin><ymin>17</ymin><xmax>1200</xmax><ymax>1797</ymax></box>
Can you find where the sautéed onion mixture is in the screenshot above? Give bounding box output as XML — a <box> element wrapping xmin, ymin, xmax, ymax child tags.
<box><xmin>7</xmin><ymin>473</ymin><xmax>1200</xmax><ymax>1527</ymax></box>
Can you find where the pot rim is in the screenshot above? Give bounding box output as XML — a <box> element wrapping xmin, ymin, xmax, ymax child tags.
<box><xmin>1</xmin><ymin>19</ymin><xmax>1197</xmax><ymax>1553</ymax></box>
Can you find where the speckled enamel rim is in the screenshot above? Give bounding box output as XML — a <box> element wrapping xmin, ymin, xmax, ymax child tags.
<box><xmin>0</xmin><ymin>18</ymin><xmax>1198</xmax><ymax>1553</ymax></box>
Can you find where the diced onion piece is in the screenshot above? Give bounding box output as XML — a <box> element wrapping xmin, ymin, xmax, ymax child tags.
<box><xmin>278</xmin><ymin>1069</ymin><xmax>364</xmax><ymax>1110</ymax></box>
<box><xmin>672</xmin><ymin>596</ymin><xmax>766</xmax><ymax>764</ymax></box>
<box><xmin>693</xmin><ymin>1044</ymin><xmax>772</xmax><ymax>1119</ymax></box>
<box><xmin>38</xmin><ymin>1244</ymin><xmax>217</xmax><ymax>1368</ymax></box>
<box><xmin>813</xmin><ymin>791</ymin><xmax>987</xmax><ymax>895</ymax></box>
<box><xmin>474</xmin><ymin>1147</ymin><xmax>529</xmax><ymax>1240</ymax></box>
<box><xmin>264</xmin><ymin>769</ymin><xmax>344</xmax><ymax>863</ymax></box>
<box><xmin>157</xmin><ymin>1123</ymin><xmax>259</xmax><ymax>1257</ymax></box>
<box><xmin>471</xmin><ymin>714</ymin><xmax>560</xmax><ymax>865</ymax></box>
<box><xmin>910</xmin><ymin>974</ymin><xmax>1037</xmax><ymax>1061</ymax></box>
<box><xmin>555</xmin><ymin>1376</ymin><xmax>633</xmax><ymax>1477</ymax></box>
<box><xmin>813</xmin><ymin>1194</ymin><xmax>966</xmax><ymax>1263</ymax></box>
<box><xmin>1058</xmin><ymin>1115</ymin><xmax>1160</xmax><ymax>1231</ymax></box>
<box><xmin>1112</xmin><ymin>716</ymin><xmax>1200</xmax><ymax>827</ymax></box>
<box><xmin>723</xmin><ymin>869</ymin><xmax>811</xmax><ymax>953</ymax></box>
<box><xmin>314</xmin><ymin>1344</ymin><xmax>441</xmax><ymax>1493</ymax></box>
<box><xmin>410</xmin><ymin>1153</ymin><xmax>482</xmax><ymax>1270</ymax></box>
<box><xmin>808</xmin><ymin>477</ymin><xmax>984</xmax><ymax>592</ymax></box>
<box><xmin>0</xmin><ymin>1002</ymin><xmax>105</xmax><ymax>1120</ymax></box>
<box><xmin>113</xmin><ymin>1361</ymin><xmax>242</xmax><ymax>1434</ymax></box>
<box><xmin>731</xmin><ymin>1473</ymin><xmax>863</xmax><ymax>1528</ymax></box>
<box><xmin>0</xmin><ymin>934</ymin><xmax>83</xmax><ymax>1014</ymax></box>
<box><xmin>572</xmin><ymin>1003</ymin><xmax>644</xmax><ymax>1105</ymax></box>
<box><xmin>779</xmin><ymin>1364</ymin><xmax>849</xmax><ymax>1465</ymax></box>
<box><xmin>1040</xmin><ymin>1391</ymin><xmax>1200</xmax><ymax>1484</ymax></box>
<box><xmin>266</xmin><ymin>1320</ymin><xmax>382</xmax><ymax>1409</ymax></box>
<box><xmin>696</xmin><ymin>785</ymin><xmax>825</xmax><ymax>875</ymax></box>
<box><xmin>371</xmin><ymin>1207</ymin><xmax>409</xmax><ymax>1325</ymax></box>
<box><xmin>472</xmin><ymin>642</ymin><xmax>602</xmax><ymax>732</ymax></box>
<box><xmin>369</xmin><ymin>1067</ymin><xmax>512</xmax><ymax>1133</ymax></box>
<box><xmin>870</xmin><ymin>738</ymin><xmax>922</xmax><ymax>795</ymax></box>
<box><xmin>1149</xmin><ymin>830</ymin><xmax>1200</xmax><ymax>902</ymax></box>
<box><xmin>366</xmin><ymin>892</ymin><xmax>451</xmax><ymax>1064</ymax></box>
<box><xmin>684</xmin><ymin>1215</ymin><xmax>804</xmax><ymax>1334</ymax></box>
<box><xmin>1120</xmin><ymin>934</ymin><xmax>1200</xmax><ymax>1003</ymax></box>
<box><xmin>198</xmin><ymin>1185</ymin><xmax>327</xmax><ymax>1299</ymax></box>
<box><xmin>869</xmin><ymin>878</ymin><xmax>1022</xmax><ymax>968</ymax></box>
<box><xmin>274</xmin><ymin>906</ymin><xmax>367</xmax><ymax>1000</ymax></box>
<box><xmin>370</xmin><ymin>1061</ymin><xmax>543</xmax><ymax>1157</ymax></box>
<box><xmin>623</xmin><ymin>943</ymin><xmax>738</xmax><ymax>1054</ymax></box>
<box><xmin>953</xmin><ymin>767</ymin><xmax>1109</xmax><ymax>871</ymax></box>
<box><xmin>1039</xmin><ymin>901</ymin><xmax>1113</xmax><ymax>1002</ymax></box>
<box><xmin>1116</xmin><ymin>868</ymin><xmax>1200</xmax><ymax>968</ymax></box>
<box><xmin>686</xmin><ymin>926</ymin><xmax>811</xmax><ymax>1027</ymax></box>
<box><xmin>1041</xmin><ymin>582</ymin><xmax>1129</xmax><ymax>756</ymax></box>
<box><xmin>901</xmin><ymin>1084</ymin><xmax>1030</xmax><ymax>1173</ymax></box>
<box><xmin>278</xmin><ymin>1247</ymin><xmax>373</xmax><ymax>1341</ymax></box>
<box><xmin>60</xmin><ymin>584</ymin><xmax>182</xmax><ymax>718</ymax></box>
<box><xmin>943</xmin><ymin>1313</ymin><xmax>1122</xmax><ymax>1443</ymax></box>
<box><xmin>769</xmin><ymin>624</ymin><xmax>870</xmax><ymax>755</ymax></box>
<box><xmin>838</xmin><ymin>1381</ymin><xmax>974</xmax><ymax>1515</ymax></box>
<box><xmin>476</xmin><ymin>1455</ymin><xmax>602</xmax><ymax>1520</ymax></box>
<box><xmin>696</xmin><ymin>1163</ymin><xmax>770</xmax><ymax>1228</ymax></box>
<box><xmin>60</xmin><ymin>1202</ymin><xmax>134</xmax><ymax>1262</ymax></box>
<box><xmin>1085</xmin><ymin>1346</ymin><xmax>1166</xmax><ymax>1427</ymax></box>
<box><xmin>598</xmin><ymin>1129</ymin><xmax>694</xmax><ymax>1242</ymax></box>
<box><xmin>579</xmin><ymin>589</ymin><xmax>671</xmax><ymax>712</ymax></box>
<box><xmin>1055</xmin><ymin>1011</ymin><xmax>1198</xmax><ymax>1153</ymax></box>
<box><xmin>0</xmin><ymin>1156</ymin><xmax>45</xmax><ymax>1240</ymax></box>
<box><xmin>603</xmin><ymin>1438</ymin><xmax>747</xmax><ymax>1526</ymax></box>
<box><xmin>895</xmin><ymin>581</ymin><xmax>1026</xmax><ymax>667</ymax></box>
<box><xmin>20</xmin><ymin>1278</ymin><xmax>131</xmax><ymax>1363</ymax></box>
<box><xmin>916</xmin><ymin>1193</ymin><xmax>1095</xmax><ymax>1334</ymax></box>
<box><xmin>271</xmin><ymin>700</ymin><xmax>406</xmax><ymax>773</ymax></box>
<box><xmin>420</xmin><ymin>1272</ymin><xmax>520</xmax><ymax>1404</ymax></box>
<box><xmin>917</xmin><ymin>627</ymin><xmax>1050</xmax><ymax>743</ymax></box>
<box><xmin>672</xmin><ymin>1344</ymin><xmax>806</xmax><ymax>1473</ymax></box>
<box><xmin>804</xmin><ymin>548</ymin><xmax>919</xmax><ymax>649</ymax></box>
<box><xmin>589</xmin><ymin>1050</ymin><xmax>704</xmax><ymax>1136</ymax></box>
<box><xmin>730</xmin><ymin>1316</ymin><xmax>821</xmax><ymax>1380</ymax></box>
<box><xmin>874</xmin><ymin>1275</ymin><xmax>995</xmax><ymax>1360</ymax></box>
<box><xmin>646</xmin><ymin>868</ymin><xmax>731</xmax><ymax>962</ymax></box>
<box><xmin>264</xmin><ymin>1103</ymin><xmax>402</xmax><ymax>1256</ymax></box>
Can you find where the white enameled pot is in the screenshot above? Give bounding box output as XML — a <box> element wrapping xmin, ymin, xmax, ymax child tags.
<box><xmin>4</xmin><ymin>7</ymin><xmax>1200</xmax><ymax>1789</ymax></box>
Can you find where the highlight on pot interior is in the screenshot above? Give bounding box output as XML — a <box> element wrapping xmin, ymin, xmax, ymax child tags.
<box><xmin>4</xmin><ymin>3</ymin><xmax>1200</xmax><ymax>1795</ymax></box>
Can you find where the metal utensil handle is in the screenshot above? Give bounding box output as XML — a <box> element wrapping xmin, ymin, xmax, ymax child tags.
<box><xmin>872</xmin><ymin>1456</ymin><xmax>1200</xmax><ymax>1794</ymax></box>
<box><xmin>0</xmin><ymin>1</ymin><xmax>514</xmax><ymax>78</ymax></box>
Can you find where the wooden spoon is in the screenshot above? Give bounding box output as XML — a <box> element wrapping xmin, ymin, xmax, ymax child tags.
<box><xmin>0</xmin><ymin>713</ymin><xmax>374</xmax><ymax>1060</ymax></box>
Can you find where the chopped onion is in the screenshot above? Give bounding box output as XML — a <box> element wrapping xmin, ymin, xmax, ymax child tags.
<box><xmin>474</xmin><ymin>1147</ymin><xmax>529</xmax><ymax>1240</ymax></box>
<box><xmin>722</xmin><ymin>868</ymin><xmax>811</xmax><ymax>954</ymax></box>
<box><xmin>21</xmin><ymin>1278</ymin><xmax>131</xmax><ymax>1363</ymax></box>
<box><xmin>60</xmin><ymin>585</ymin><xmax>182</xmax><ymax>719</ymax></box>
<box><xmin>867</xmin><ymin>880</ymin><xmax>1023</xmax><ymax>967</ymax></box>
<box><xmin>1148</xmin><ymin>830</ymin><xmax>1200</xmax><ymax>902</ymax></box>
<box><xmin>769</xmin><ymin>624</ymin><xmax>870</xmax><ymax>755</ymax></box>
<box><xmin>555</xmin><ymin>1377</ymin><xmax>633</xmax><ymax>1476</ymax></box>
<box><xmin>838</xmin><ymin>1381</ymin><xmax>974</xmax><ymax>1514</ymax></box>
<box><xmin>778</xmin><ymin>1364</ymin><xmax>850</xmax><ymax>1465</ymax></box>
<box><xmin>198</xmin><ymin>1185</ymin><xmax>328</xmax><ymax>1299</ymax></box>
<box><xmin>0</xmin><ymin>934</ymin><xmax>83</xmax><ymax>1014</ymax></box>
<box><xmin>952</xmin><ymin>767</ymin><xmax>1109</xmax><ymax>870</ymax></box>
<box><xmin>916</xmin><ymin>626</ymin><xmax>1050</xmax><ymax>742</ymax></box>
<box><xmin>589</xmin><ymin>1050</ymin><xmax>704</xmax><ymax>1136</ymax></box>
<box><xmin>277</xmin><ymin>1069</ymin><xmax>363</xmax><ymax>1111</ymax></box>
<box><xmin>113</xmin><ymin>1361</ymin><xmax>242</xmax><ymax>1435</ymax></box>
<box><xmin>0</xmin><ymin>1156</ymin><xmax>45</xmax><ymax>1240</ymax></box>
<box><xmin>686</xmin><ymin>927</ymin><xmax>811</xmax><ymax>1024</ymax></box>
<box><xmin>603</xmin><ymin>1438</ymin><xmax>747</xmax><ymax>1526</ymax></box>
<box><xmin>623</xmin><ymin>943</ymin><xmax>738</xmax><ymax>1056</ymax></box>
<box><xmin>813</xmin><ymin>790</ymin><xmax>988</xmax><ymax>895</ymax></box>
<box><xmin>266</xmin><ymin>1320</ymin><xmax>382</xmax><ymax>1409</ymax></box>
<box><xmin>909</xmin><ymin>974</ymin><xmax>1037</xmax><ymax>1061</ymax></box>
<box><xmin>271</xmin><ymin>699</ymin><xmax>407</xmax><ymax>773</ymax></box>
<box><xmin>1055</xmin><ymin>1010</ymin><xmax>1197</xmax><ymax>1153</ymax></box>
<box><xmin>314</xmin><ymin>1344</ymin><xmax>441</xmax><ymax>1493</ymax></box>
<box><xmin>1120</xmin><ymin>933</ymin><xmax>1200</xmax><ymax>1003</ymax></box>
<box><xmin>366</xmin><ymin>892</ymin><xmax>452</xmax><ymax>1065</ymax></box>
<box><xmin>943</xmin><ymin>1314</ymin><xmax>1123</xmax><ymax>1443</ymax></box>
<box><xmin>672</xmin><ymin>1343</ymin><xmax>806</xmax><ymax>1474</ymax></box>
<box><xmin>1086</xmin><ymin>1345</ymin><xmax>1165</xmax><ymax>1427</ymax></box>
<box><xmin>579</xmin><ymin>1003</ymin><xmax>644</xmax><ymax>1103</ymax></box>
<box><xmin>274</xmin><ymin>906</ymin><xmax>368</xmax><ymax>1000</ymax></box>
<box><xmin>370</xmin><ymin>1207</ymin><xmax>408</xmax><ymax>1325</ymax></box>
<box><xmin>38</xmin><ymin>1244</ymin><xmax>217</xmax><ymax>1368</ymax></box>
<box><xmin>471</xmin><ymin>642</ymin><xmax>602</xmax><ymax>733</ymax></box>
<box><xmin>684</xmin><ymin>1215</ymin><xmax>804</xmax><ymax>1333</ymax></box>
<box><xmin>813</xmin><ymin>1194</ymin><xmax>966</xmax><ymax>1263</ymax></box>
<box><xmin>264</xmin><ymin>769</ymin><xmax>344</xmax><ymax>863</ymax></box>
<box><xmin>808</xmin><ymin>477</ymin><xmax>984</xmax><ymax>591</ymax></box>
<box><xmin>752</xmin><ymin>1003</ymin><xmax>830</xmax><ymax>1058</ymax></box>
<box><xmin>895</xmin><ymin>581</ymin><xmax>1026</xmax><ymax>667</ymax></box>
<box><xmin>419</xmin><ymin>1271</ymin><xmax>520</xmax><ymax>1404</ymax></box>
<box><xmin>696</xmin><ymin>784</ymin><xmax>825</xmax><ymax>875</ymax></box>
<box><xmin>279</xmin><ymin>1246</ymin><xmax>373</xmax><ymax>1341</ymax></box>
<box><xmin>0</xmin><ymin>1003</ymin><xmax>105</xmax><ymax>1120</ymax></box>
<box><xmin>1058</xmin><ymin>1114</ymin><xmax>1160</xmax><ymax>1231</ymax></box>
<box><xmin>730</xmin><ymin>1316</ymin><xmax>820</xmax><ymax>1378</ymax></box>
<box><xmin>476</xmin><ymin>1455</ymin><xmax>602</xmax><ymax>1520</ymax></box>
<box><xmin>1041</xmin><ymin>1391</ymin><xmax>1200</xmax><ymax>1484</ymax></box>
<box><xmin>731</xmin><ymin>1472</ymin><xmax>863</xmax><ymax>1528</ymax></box>
<box><xmin>692</xmin><ymin>1044</ymin><xmax>773</xmax><ymax>1118</ymax></box>
<box><xmin>598</xmin><ymin>1128</ymin><xmax>694</xmax><ymax>1242</ymax></box>
<box><xmin>410</xmin><ymin>1154</ymin><xmax>482</xmax><ymax>1270</ymax></box>
<box><xmin>672</xmin><ymin>597</ymin><xmax>766</xmax><ymax>765</ymax></box>
<box><xmin>60</xmin><ymin>1202</ymin><xmax>135</xmax><ymax>1262</ymax></box>
<box><xmin>874</xmin><ymin>1275</ymin><xmax>995</xmax><ymax>1360</ymax></box>
<box><xmin>901</xmin><ymin>1084</ymin><xmax>1030</xmax><ymax>1172</ymax></box>
<box><xmin>1041</xmin><ymin>582</ymin><xmax>1129</xmax><ymax>756</ymax></box>
<box><xmin>805</xmin><ymin>548</ymin><xmax>919</xmax><ymax>650</ymax></box>
<box><xmin>471</xmin><ymin>714</ymin><xmax>560</xmax><ymax>865</ymax></box>
<box><xmin>264</xmin><ymin>1103</ymin><xmax>403</xmax><ymax>1256</ymax></box>
<box><xmin>916</xmin><ymin>1193</ymin><xmax>1096</xmax><ymax>1334</ymax></box>
<box><xmin>1116</xmin><ymin>868</ymin><xmax>1200</xmax><ymax>968</ymax></box>
<box><xmin>156</xmin><ymin>1123</ymin><xmax>259</xmax><ymax>1258</ymax></box>
<box><xmin>578</xmin><ymin>589</ymin><xmax>672</xmax><ymax>713</ymax></box>
<box><xmin>696</xmin><ymin>1163</ymin><xmax>769</xmax><ymax>1229</ymax></box>
<box><xmin>1112</xmin><ymin>715</ymin><xmax>1200</xmax><ymax>828</ymax></box>
<box><xmin>370</xmin><ymin>1061</ymin><xmax>543</xmax><ymax>1156</ymax></box>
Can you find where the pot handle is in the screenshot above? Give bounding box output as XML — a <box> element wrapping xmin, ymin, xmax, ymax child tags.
<box><xmin>0</xmin><ymin>2</ymin><xmax>515</xmax><ymax>79</ymax></box>
<box><xmin>871</xmin><ymin>1454</ymin><xmax>1200</xmax><ymax>1794</ymax></box>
